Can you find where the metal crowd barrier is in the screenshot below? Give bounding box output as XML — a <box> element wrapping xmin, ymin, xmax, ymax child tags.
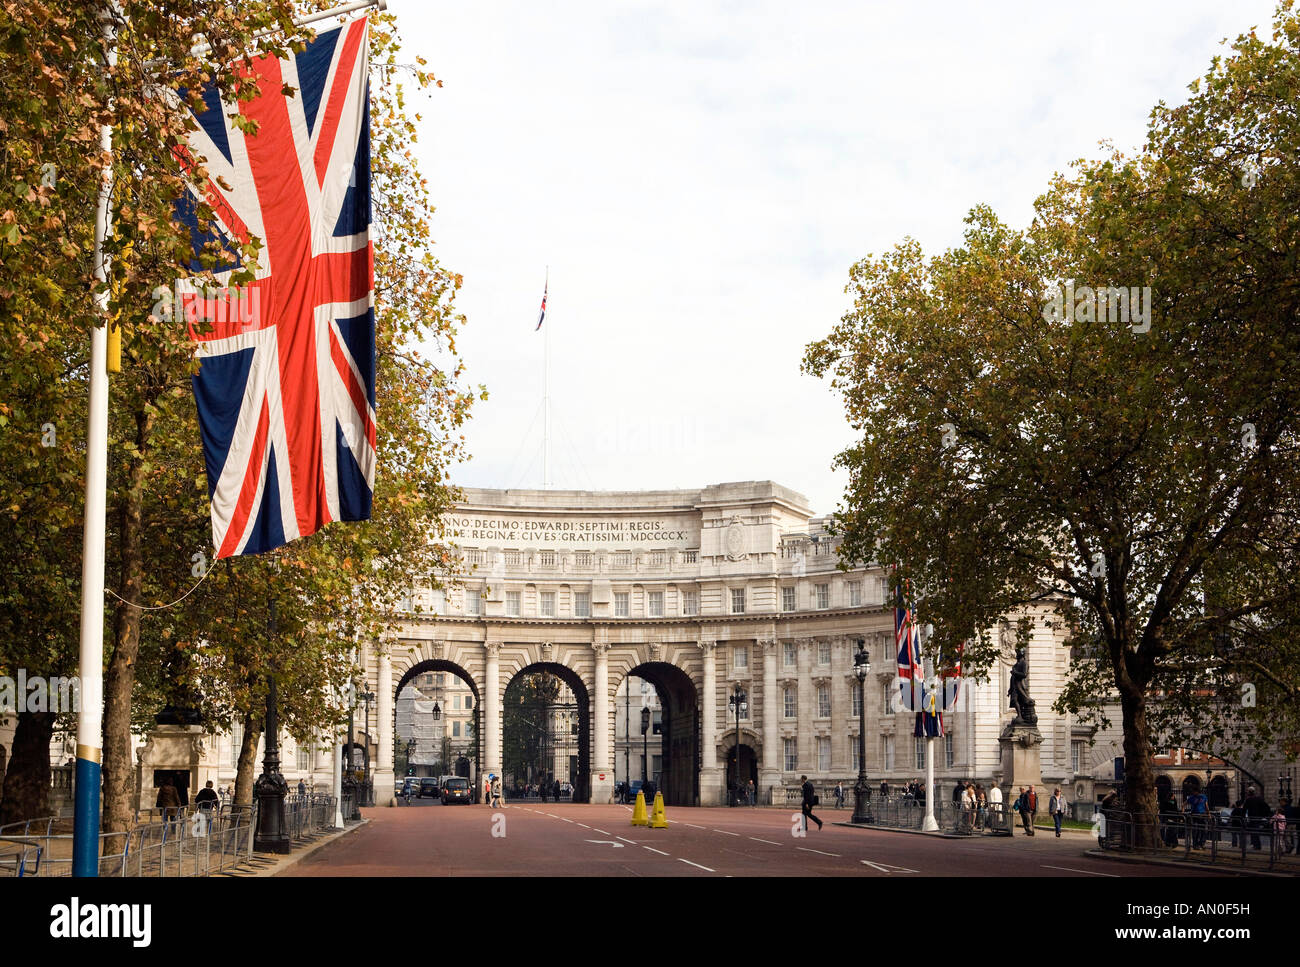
<box><xmin>1096</xmin><ymin>808</ymin><xmax>1299</xmax><ymax>871</ymax></box>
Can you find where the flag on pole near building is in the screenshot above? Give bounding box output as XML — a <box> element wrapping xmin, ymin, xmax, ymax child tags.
<box><xmin>176</xmin><ymin>18</ymin><xmax>376</xmax><ymax>558</ymax></box>
<box><xmin>535</xmin><ymin>278</ymin><xmax>547</xmax><ymax>330</ymax></box>
<box><xmin>895</xmin><ymin>578</ymin><xmax>923</xmax><ymax>712</ymax></box>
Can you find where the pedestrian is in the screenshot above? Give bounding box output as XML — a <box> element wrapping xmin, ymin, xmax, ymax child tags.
<box><xmin>1158</xmin><ymin>788</ymin><xmax>1180</xmax><ymax>847</ymax></box>
<box><xmin>490</xmin><ymin>774</ymin><xmax>502</xmax><ymax>808</ymax></box>
<box><xmin>962</xmin><ymin>782</ymin><xmax>976</xmax><ymax>832</ymax></box>
<box><xmin>975</xmin><ymin>785</ymin><xmax>987</xmax><ymax>830</ymax></box>
<box><xmin>834</xmin><ymin>781</ymin><xmax>845</xmax><ymax>810</ymax></box>
<box><xmin>880</xmin><ymin>779</ymin><xmax>889</xmax><ymax>801</ymax></box>
<box><xmin>800</xmin><ymin>775</ymin><xmax>823</xmax><ymax>831</ymax></box>
<box><xmin>1242</xmin><ymin>786</ymin><xmax>1270</xmax><ymax>851</ymax></box>
<box><xmin>539</xmin><ymin>780</ymin><xmax>548</xmax><ymax>804</ymax></box>
<box><xmin>988</xmin><ymin>781</ymin><xmax>1002</xmax><ymax>828</ymax></box>
<box><xmin>1185</xmin><ymin>786</ymin><xmax>1209</xmax><ymax>848</ymax></box>
<box><xmin>1270</xmin><ymin>804</ymin><xmax>1286</xmax><ymax>855</ymax></box>
<box><xmin>297</xmin><ymin>778</ymin><xmax>306</xmax><ymax>798</ymax></box>
<box><xmin>1025</xmin><ymin>785</ymin><xmax>1037</xmax><ymax>835</ymax></box>
<box><xmin>1049</xmin><ymin>787</ymin><xmax>1066</xmax><ymax>838</ymax></box>
<box><xmin>195</xmin><ymin>779</ymin><xmax>219</xmax><ymax>812</ymax></box>
<box><xmin>1014</xmin><ymin>787</ymin><xmax>1031</xmax><ymax>834</ymax></box>
<box><xmin>156</xmin><ymin>777</ymin><xmax>181</xmax><ymax>821</ymax></box>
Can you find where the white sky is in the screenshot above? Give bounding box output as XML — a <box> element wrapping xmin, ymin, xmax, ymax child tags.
<box><xmin>388</xmin><ymin>0</ymin><xmax>1277</xmax><ymax>515</ymax></box>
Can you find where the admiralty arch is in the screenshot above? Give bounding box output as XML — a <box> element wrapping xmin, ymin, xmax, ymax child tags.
<box><xmin>356</xmin><ymin>480</ymin><xmax>1085</xmax><ymax>808</ymax></box>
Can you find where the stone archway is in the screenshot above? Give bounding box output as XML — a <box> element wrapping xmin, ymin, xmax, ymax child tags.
<box><xmin>394</xmin><ymin>658</ymin><xmax>482</xmax><ymax>795</ymax></box>
<box><xmin>503</xmin><ymin>662</ymin><xmax>591</xmax><ymax>803</ymax></box>
<box><xmin>624</xmin><ymin>661</ymin><xmax>699</xmax><ymax>808</ymax></box>
<box><xmin>718</xmin><ymin>728</ymin><xmax>761</xmax><ymax>806</ymax></box>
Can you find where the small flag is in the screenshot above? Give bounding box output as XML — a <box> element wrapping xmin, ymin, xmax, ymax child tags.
<box><xmin>535</xmin><ymin>279</ymin><xmax>547</xmax><ymax>331</ymax></box>
<box><xmin>895</xmin><ymin>576</ymin><xmax>922</xmax><ymax>711</ymax></box>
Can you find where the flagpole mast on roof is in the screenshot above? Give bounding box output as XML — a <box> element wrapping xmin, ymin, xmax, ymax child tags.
<box><xmin>543</xmin><ymin>266</ymin><xmax>550</xmax><ymax>489</ymax></box>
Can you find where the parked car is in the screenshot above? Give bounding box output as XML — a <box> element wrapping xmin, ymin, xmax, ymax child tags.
<box><xmin>623</xmin><ymin>780</ymin><xmax>644</xmax><ymax>803</ymax></box>
<box><xmin>418</xmin><ymin>777</ymin><xmax>441</xmax><ymax>799</ymax></box>
<box><xmin>441</xmin><ymin>777</ymin><xmax>471</xmax><ymax>804</ymax></box>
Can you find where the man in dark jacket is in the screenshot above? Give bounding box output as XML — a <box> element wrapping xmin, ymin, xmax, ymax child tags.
<box><xmin>1242</xmin><ymin>787</ymin><xmax>1271</xmax><ymax>851</ymax></box>
<box><xmin>800</xmin><ymin>775</ymin><xmax>823</xmax><ymax>831</ymax></box>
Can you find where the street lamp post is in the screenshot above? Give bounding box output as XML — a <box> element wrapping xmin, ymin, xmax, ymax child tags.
<box><xmin>361</xmin><ymin>689</ymin><xmax>375</xmax><ymax>806</ymax></box>
<box><xmin>640</xmin><ymin>706</ymin><xmax>650</xmax><ymax>783</ymax></box>
<box><xmin>728</xmin><ymin>683</ymin><xmax>747</xmax><ymax>807</ymax></box>
<box><xmin>851</xmin><ymin>639</ymin><xmax>873</xmax><ymax>824</ymax></box>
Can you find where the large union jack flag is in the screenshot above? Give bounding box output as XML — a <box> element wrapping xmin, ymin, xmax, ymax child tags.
<box><xmin>177</xmin><ymin>18</ymin><xmax>375</xmax><ymax>558</ymax></box>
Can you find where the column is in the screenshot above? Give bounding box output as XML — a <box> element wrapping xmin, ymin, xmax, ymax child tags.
<box><xmin>760</xmin><ymin>637</ymin><xmax>781</xmax><ymax>801</ymax></box>
<box><xmin>699</xmin><ymin>641</ymin><xmax>723</xmax><ymax>805</ymax></box>
<box><xmin>374</xmin><ymin>648</ymin><xmax>394</xmax><ymax>805</ymax></box>
<box><xmin>591</xmin><ymin>642</ymin><xmax>613</xmax><ymax>803</ymax></box>
<box><xmin>483</xmin><ymin>641</ymin><xmax>502</xmax><ymax>783</ymax></box>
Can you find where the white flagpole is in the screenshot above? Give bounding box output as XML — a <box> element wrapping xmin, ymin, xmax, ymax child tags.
<box><xmin>543</xmin><ymin>266</ymin><xmax>550</xmax><ymax>488</ymax></box>
<box><xmin>73</xmin><ymin>5</ymin><xmax>118</xmax><ymax>878</ymax></box>
<box><xmin>922</xmin><ymin>655</ymin><xmax>939</xmax><ymax>832</ymax></box>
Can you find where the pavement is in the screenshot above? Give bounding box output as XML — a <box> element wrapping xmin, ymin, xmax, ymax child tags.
<box><xmin>279</xmin><ymin>801</ymin><xmax>1231</xmax><ymax>877</ymax></box>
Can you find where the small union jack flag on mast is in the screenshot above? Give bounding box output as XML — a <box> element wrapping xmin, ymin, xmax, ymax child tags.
<box><xmin>536</xmin><ymin>278</ymin><xmax>548</xmax><ymax>331</ymax></box>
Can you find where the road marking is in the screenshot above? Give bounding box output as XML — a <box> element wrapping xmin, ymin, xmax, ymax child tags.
<box><xmin>797</xmin><ymin>847</ymin><xmax>840</xmax><ymax>857</ymax></box>
<box><xmin>584</xmin><ymin>839</ymin><xmax>625</xmax><ymax>848</ymax></box>
<box><xmin>860</xmin><ymin>859</ymin><xmax>917</xmax><ymax>873</ymax></box>
<box><xmin>749</xmin><ymin>837</ymin><xmax>782</xmax><ymax>846</ymax></box>
<box><xmin>1040</xmin><ymin>865</ymin><xmax>1119</xmax><ymax>877</ymax></box>
<box><xmin>712</xmin><ymin>829</ymin><xmax>740</xmax><ymax>836</ymax></box>
<box><xmin>575</xmin><ymin>823</ymin><xmax>590</xmax><ymax>829</ymax></box>
<box><xmin>643</xmin><ymin>846</ymin><xmax>670</xmax><ymax>856</ymax></box>
<box><xmin>616</xmin><ymin>835</ymin><xmax>639</xmax><ymax>845</ymax></box>
<box><xmin>681</xmin><ymin>822</ymin><xmax>706</xmax><ymax>829</ymax></box>
<box><xmin>679</xmin><ymin>858</ymin><xmax>715</xmax><ymax>872</ymax></box>
<box><xmin>592</xmin><ymin>828</ymin><xmax>609</xmax><ymax>835</ymax></box>
<box><xmin>547</xmin><ymin>813</ymin><xmax>559</xmax><ymax>819</ymax></box>
<box><xmin>561</xmin><ymin>818</ymin><xmax>575</xmax><ymax>823</ymax></box>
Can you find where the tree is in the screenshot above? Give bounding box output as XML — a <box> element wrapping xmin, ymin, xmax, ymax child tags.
<box><xmin>804</xmin><ymin>4</ymin><xmax>1300</xmax><ymax>846</ymax></box>
<box><xmin>503</xmin><ymin>672</ymin><xmax>561</xmax><ymax>784</ymax></box>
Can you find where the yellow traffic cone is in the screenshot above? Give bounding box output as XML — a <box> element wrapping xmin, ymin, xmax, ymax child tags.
<box><xmin>650</xmin><ymin>791</ymin><xmax>668</xmax><ymax>828</ymax></box>
<box><xmin>631</xmin><ymin>790</ymin><xmax>649</xmax><ymax>826</ymax></box>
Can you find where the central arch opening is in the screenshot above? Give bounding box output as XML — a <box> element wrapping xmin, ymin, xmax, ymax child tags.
<box><xmin>503</xmin><ymin>662</ymin><xmax>591</xmax><ymax>803</ymax></box>
<box><xmin>618</xmin><ymin>662</ymin><xmax>699</xmax><ymax>807</ymax></box>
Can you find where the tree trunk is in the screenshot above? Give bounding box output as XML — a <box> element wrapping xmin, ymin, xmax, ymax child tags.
<box><xmin>101</xmin><ymin>405</ymin><xmax>154</xmax><ymax>834</ymax></box>
<box><xmin>234</xmin><ymin>709</ymin><xmax>262</xmax><ymax>805</ymax></box>
<box><xmin>0</xmin><ymin>710</ymin><xmax>56</xmax><ymax>826</ymax></box>
<box><xmin>1119</xmin><ymin>685</ymin><xmax>1159</xmax><ymax>849</ymax></box>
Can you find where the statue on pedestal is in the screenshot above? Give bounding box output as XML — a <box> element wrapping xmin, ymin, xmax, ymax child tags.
<box><xmin>1007</xmin><ymin>648</ymin><xmax>1037</xmax><ymax>726</ymax></box>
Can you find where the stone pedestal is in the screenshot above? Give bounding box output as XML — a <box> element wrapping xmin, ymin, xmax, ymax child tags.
<box><xmin>998</xmin><ymin>719</ymin><xmax>1043</xmax><ymax>835</ymax></box>
<box><xmin>135</xmin><ymin>724</ymin><xmax>206</xmax><ymax>814</ymax></box>
<box><xmin>698</xmin><ymin>766</ymin><xmax>725</xmax><ymax>806</ymax></box>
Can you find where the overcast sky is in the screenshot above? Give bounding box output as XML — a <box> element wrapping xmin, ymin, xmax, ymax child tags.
<box><xmin>389</xmin><ymin>0</ymin><xmax>1277</xmax><ymax>516</ymax></box>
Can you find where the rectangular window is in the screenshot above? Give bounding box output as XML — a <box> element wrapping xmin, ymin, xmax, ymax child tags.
<box><xmin>231</xmin><ymin>722</ymin><xmax>243</xmax><ymax>768</ymax></box>
<box><xmin>784</xmin><ymin>642</ymin><xmax>797</xmax><ymax>667</ymax></box>
<box><xmin>436</xmin><ymin>673</ymin><xmax>445</xmax><ymax>686</ymax></box>
<box><xmin>429</xmin><ymin>588</ymin><xmax>446</xmax><ymax>613</ymax></box>
<box><xmin>782</xmin><ymin>587</ymin><xmax>796</xmax><ymax>612</ymax></box>
<box><xmin>423</xmin><ymin>673</ymin><xmax>434</xmax><ymax>686</ymax></box>
<box><xmin>648</xmin><ymin>591</ymin><xmax>664</xmax><ymax>617</ymax></box>
<box><xmin>882</xmin><ymin>682</ymin><xmax>896</xmax><ymax>715</ymax></box>
<box><xmin>731</xmin><ymin>588</ymin><xmax>746</xmax><ymax>614</ymax></box>
<box><xmin>539</xmin><ymin>550</ymin><xmax>556</xmax><ymax>567</ymax></box>
<box><xmin>734</xmin><ymin>645</ymin><xmax>748</xmax><ymax>670</ymax></box>
<box><xmin>506</xmin><ymin>591</ymin><xmax>521</xmax><ymax>616</ymax></box>
<box><xmin>466</xmin><ymin>590</ymin><xmax>482</xmax><ymax>615</ymax></box>
<box><xmin>296</xmin><ymin>746</ymin><xmax>309</xmax><ymax>771</ymax></box>
<box><xmin>817</xmin><ymin>736</ymin><xmax>831</xmax><ymax>772</ymax></box>
<box><xmin>815</xmin><ymin>583</ymin><xmax>830</xmax><ymax>609</ymax></box>
<box><xmin>848</xmin><ymin>581</ymin><xmax>862</xmax><ymax>606</ymax></box>
<box><xmin>1071</xmin><ymin>741</ymin><xmax>1082</xmax><ymax>774</ymax></box>
<box><xmin>851</xmin><ymin>738</ymin><xmax>860</xmax><ymax>771</ymax></box>
<box><xmin>818</xmin><ymin>641</ymin><xmax>831</xmax><ymax>665</ymax></box>
<box><xmin>852</xmin><ymin>682</ymin><xmax>862</xmax><ymax>717</ymax></box>
<box><xmin>452</xmin><ymin>721</ymin><xmax>460</xmax><ymax>737</ymax></box>
<box><xmin>576</xmin><ymin>551</ymin><xmax>593</xmax><ymax>568</ymax></box>
<box><xmin>784</xmin><ymin>738</ymin><xmax>798</xmax><ymax>772</ymax></box>
<box><xmin>574</xmin><ymin>591</ymin><xmax>590</xmax><ymax>617</ymax></box>
<box><xmin>540</xmin><ymin>591</ymin><xmax>556</xmax><ymax>617</ymax></box>
<box><xmin>652</xmin><ymin>754</ymin><xmax>662</xmax><ymax>775</ymax></box>
<box><xmin>915</xmin><ymin>737</ymin><xmax>926</xmax><ymax>770</ymax></box>
<box><xmin>505</xmin><ymin>550</ymin><xmax>522</xmax><ymax>566</ymax></box>
<box><xmin>649</xmin><ymin>550</ymin><xmax>665</xmax><ymax>566</ymax></box>
<box><xmin>615</xmin><ymin>592</ymin><xmax>629</xmax><ymax>617</ymax></box>
<box><xmin>682</xmin><ymin>591</ymin><xmax>699</xmax><ymax>615</ymax></box>
<box><xmin>783</xmin><ymin>687</ymin><xmax>796</xmax><ymax>718</ymax></box>
<box><xmin>817</xmin><ymin>684</ymin><xmax>831</xmax><ymax>717</ymax></box>
<box><xmin>944</xmin><ymin>731</ymin><xmax>954</xmax><ymax>768</ymax></box>
<box><xmin>453</xmin><ymin>695</ymin><xmax>461</xmax><ymax>710</ymax></box>
<box><xmin>883</xmin><ymin>736</ymin><xmax>894</xmax><ymax>771</ymax></box>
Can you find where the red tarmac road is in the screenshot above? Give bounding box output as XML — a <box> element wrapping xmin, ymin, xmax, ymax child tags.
<box><xmin>281</xmin><ymin>802</ymin><xmax>1228</xmax><ymax>877</ymax></box>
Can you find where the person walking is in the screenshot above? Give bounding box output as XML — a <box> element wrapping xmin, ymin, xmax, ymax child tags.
<box><xmin>1049</xmin><ymin>788</ymin><xmax>1066</xmax><ymax>838</ymax></box>
<box><xmin>156</xmin><ymin>777</ymin><xmax>181</xmax><ymax>822</ymax></box>
<box><xmin>988</xmin><ymin>782</ymin><xmax>1003</xmax><ymax>828</ymax></box>
<box><xmin>1242</xmin><ymin>786</ymin><xmax>1270</xmax><ymax>851</ymax></box>
<box><xmin>490</xmin><ymin>774</ymin><xmax>502</xmax><ymax>808</ymax></box>
<box><xmin>880</xmin><ymin>779</ymin><xmax>889</xmax><ymax>801</ymax></box>
<box><xmin>834</xmin><ymin>781</ymin><xmax>845</xmax><ymax>810</ymax></box>
<box><xmin>800</xmin><ymin>775</ymin><xmax>823</xmax><ymax>831</ymax></box>
<box><xmin>1026</xmin><ymin>785</ymin><xmax>1038</xmax><ymax>835</ymax></box>
<box><xmin>747</xmin><ymin>779</ymin><xmax>756</xmax><ymax>807</ymax></box>
<box><xmin>1185</xmin><ymin>786</ymin><xmax>1209</xmax><ymax>848</ymax></box>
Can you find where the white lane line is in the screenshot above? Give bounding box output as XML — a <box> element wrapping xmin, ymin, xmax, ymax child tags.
<box><xmin>575</xmin><ymin>823</ymin><xmax>590</xmax><ymax>829</ymax></box>
<box><xmin>1041</xmin><ymin>865</ymin><xmax>1119</xmax><ymax>877</ymax></box>
<box><xmin>749</xmin><ymin>837</ymin><xmax>782</xmax><ymax>846</ymax></box>
<box><xmin>547</xmin><ymin>813</ymin><xmax>559</xmax><ymax>819</ymax></box>
<box><xmin>616</xmin><ymin>835</ymin><xmax>639</xmax><ymax>845</ymax></box>
<box><xmin>712</xmin><ymin>829</ymin><xmax>740</xmax><ymax>836</ymax></box>
<box><xmin>796</xmin><ymin>847</ymin><xmax>840</xmax><ymax>857</ymax></box>
<box><xmin>679</xmin><ymin>858</ymin><xmax>715</xmax><ymax>872</ymax></box>
<box><xmin>861</xmin><ymin>859</ymin><xmax>917</xmax><ymax>873</ymax></box>
<box><xmin>681</xmin><ymin>822</ymin><xmax>706</xmax><ymax>829</ymax></box>
<box><xmin>561</xmin><ymin>818</ymin><xmax>575</xmax><ymax>823</ymax></box>
<box><xmin>592</xmin><ymin>828</ymin><xmax>609</xmax><ymax>835</ymax></box>
<box><xmin>643</xmin><ymin>846</ymin><xmax>670</xmax><ymax>856</ymax></box>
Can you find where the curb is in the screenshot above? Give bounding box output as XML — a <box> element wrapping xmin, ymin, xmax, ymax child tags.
<box><xmin>244</xmin><ymin>819</ymin><xmax>369</xmax><ymax>877</ymax></box>
<box><xmin>830</xmin><ymin>821</ymin><xmax>987</xmax><ymax>840</ymax></box>
<box><xmin>1081</xmin><ymin>848</ymin><xmax>1294</xmax><ymax>878</ymax></box>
